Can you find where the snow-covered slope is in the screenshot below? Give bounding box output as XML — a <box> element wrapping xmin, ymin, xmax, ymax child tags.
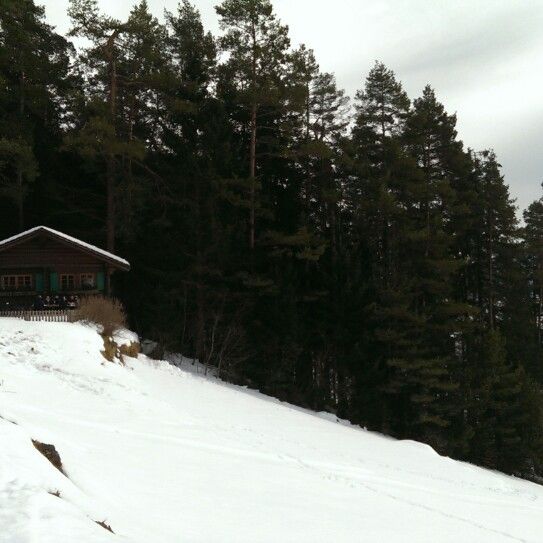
<box><xmin>1</xmin><ymin>319</ymin><xmax>542</xmax><ymax>542</ymax></box>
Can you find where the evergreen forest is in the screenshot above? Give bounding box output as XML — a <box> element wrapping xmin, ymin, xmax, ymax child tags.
<box><xmin>2</xmin><ymin>0</ymin><xmax>543</xmax><ymax>480</ymax></box>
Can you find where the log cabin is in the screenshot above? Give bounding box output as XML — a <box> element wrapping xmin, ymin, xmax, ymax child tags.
<box><xmin>0</xmin><ymin>226</ymin><xmax>130</xmax><ymax>308</ymax></box>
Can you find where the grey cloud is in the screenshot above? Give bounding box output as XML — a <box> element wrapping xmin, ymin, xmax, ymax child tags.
<box><xmin>397</xmin><ymin>4</ymin><xmax>543</xmax><ymax>86</ymax></box>
<box><xmin>492</xmin><ymin>117</ymin><xmax>543</xmax><ymax>211</ymax></box>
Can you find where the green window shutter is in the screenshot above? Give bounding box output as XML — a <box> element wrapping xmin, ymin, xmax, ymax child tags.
<box><xmin>50</xmin><ymin>272</ymin><xmax>59</xmax><ymax>292</ymax></box>
<box><xmin>96</xmin><ymin>271</ymin><xmax>105</xmax><ymax>291</ymax></box>
<box><xmin>35</xmin><ymin>272</ymin><xmax>44</xmax><ymax>292</ymax></box>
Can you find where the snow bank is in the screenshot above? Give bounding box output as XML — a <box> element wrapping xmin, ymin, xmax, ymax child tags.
<box><xmin>1</xmin><ymin>318</ymin><xmax>542</xmax><ymax>542</ymax></box>
<box><xmin>0</xmin><ymin>419</ymin><xmax>115</xmax><ymax>543</ymax></box>
<box><xmin>112</xmin><ymin>328</ymin><xmax>139</xmax><ymax>348</ymax></box>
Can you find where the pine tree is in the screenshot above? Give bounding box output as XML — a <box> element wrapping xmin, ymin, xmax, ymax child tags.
<box><xmin>159</xmin><ymin>1</ymin><xmax>231</xmax><ymax>365</ymax></box>
<box><xmin>467</xmin><ymin>330</ymin><xmax>543</xmax><ymax>474</ymax></box>
<box><xmin>523</xmin><ymin>192</ymin><xmax>543</xmax><ymax>357</ymax></box>
<box><xmin>474</xmin><ymin>151</ymin><xmax>517</xmax><ymax>328</ymax></box>
<box><xmin>216</xmin><ymin>0</ymin><xmax>291</xmax><ymax>249</ymax></box>
<box><xmin>0</xmin><ymin>0</ymin><xmax>71</xmax><ymax>230</ymax></box>
<box><xmin>346</xmin><ymin>63</ymin><xmax>416</xmax><ymax>434</ymax></box>
<box><xmin>350</xmin><ymin>62</ymin><xmax>411</xmax><ymax>288</ymax></box>
<box><xmin>268</xmin><ymin>67</ymin><xmax>348</xmax><ymax>410</ymax></box>
<box><xmin>290</xmin><ymin>69</ymin><xmax>349</xmax><ymax>258</ymax></box>
<box><xmin>67</xmin><ymin>0</ymin><xmax>161</xmax><ymax>250</ymax></box>
<box><xmin>383</xmin><ymin>86</ymin><xmax>474</xmax><ymax>447</ymax></box>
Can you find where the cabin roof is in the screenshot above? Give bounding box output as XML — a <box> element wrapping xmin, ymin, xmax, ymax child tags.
<box><xmin>0</xmin><ymin>226</ymin><xmax>130</xmax><ymax>271</ymax></box>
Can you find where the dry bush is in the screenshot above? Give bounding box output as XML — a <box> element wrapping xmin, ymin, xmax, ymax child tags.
<box><xmin>119</xmin><ymin>342</ymin><xmax>140</xmax><ymax>359</ymax></box>
<box><xmin>101</xmin><ymin>335</ymin><xmax>119</xmax><ymax>362</ymax></box>
<box><xmin>74</xmin><ymin>296</ymin><xmax>126</xmax><ymax>337</ymax></box>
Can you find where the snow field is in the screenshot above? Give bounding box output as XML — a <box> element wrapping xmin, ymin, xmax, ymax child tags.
<box><xmin>1</xmin><ymin>318</ymin><xmax>542</xmax><ymax>542</ymax></box>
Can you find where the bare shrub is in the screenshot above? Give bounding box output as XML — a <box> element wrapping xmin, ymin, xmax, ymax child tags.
<box><xmin>101</xmin><ymin>335</ymin><xmax>119</xmax><ymax>362</ymax></box>
<box><xmin>198</xmin><ymin>296</ymin><xmax>251</xmax><ymax>380</ymax></box>
<box><xmin>119</xmin><ymin>342</ymin><xmax>140</xmax><ymax>359</ymax></box>
<box><xmin>74</xmin><ymin>296</ymin><xmax>126</xmax><ymax>337</ymax></box>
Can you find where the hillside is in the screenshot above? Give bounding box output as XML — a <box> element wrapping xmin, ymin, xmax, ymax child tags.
<box><xmin>0</xmin><ymin>319</ymin><xmax>542</xmax><ymax>542</ymax></box>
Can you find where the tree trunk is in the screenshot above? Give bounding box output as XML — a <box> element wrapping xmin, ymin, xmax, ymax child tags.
<box><xmin>105</xmin><ymin>33</ymin><xmax>119</xmax><ymax>252</ymax></box>
<box><xmin>106</xmin><ymin>155</ymin><xmax>116</xmax><ymax>252</ymax></box>
<box><xmin>304</xmin><ymin>82</ymin><xmax>311</xmax><ymax>215</ymax></box>
<box><xmin>18</xmin><ymin>71</ymin><xmax>26</xmax><ymax>230</ymax></box>
<box><xmin>249</xmin><ymin>19</ymin><xmax>258</xmax><ymax>250</ymax></box>
<box><xmin>424</xmin><ymin>146</ymin><xmax>431</xmax><ymax>259</ymax></box>
<box><xmin>249</xmin><ymin>102</ymin><xmax>257</xmax><ymax>250</ymax></box>
<box><xmin>538</xmin><ymin>278</ymin><xmax>542</xmax><ymax>348</ymax></box>
<box><xmin>488</xmin><ymin>227</ymin><xmax>494</xmax><ymax>330</ymax></box>
<box><xmin>195</xmin><ymin>283</ymin><xmax>205</xmax><ymax>363</ymax></box>
<box><xmin>17</xmin><ymin>170</ymin><xmax>24</xmax><ymax>230</ymax></box>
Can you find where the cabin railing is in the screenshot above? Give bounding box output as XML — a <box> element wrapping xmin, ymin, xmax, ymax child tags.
<box><xmin>0</xmin><ymin>310</ymin><xmax>75</xmax><ymax>323</ymax></box>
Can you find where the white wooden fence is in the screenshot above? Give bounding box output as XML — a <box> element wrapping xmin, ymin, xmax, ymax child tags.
<box><xmin>0</xmin><ymin>310</ymin><xmax>75</xmax><ymax>322</ymax></box>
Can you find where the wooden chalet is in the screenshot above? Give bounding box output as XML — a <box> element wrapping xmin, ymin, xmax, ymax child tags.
<box><xmin>0</xmin><ymin>226</ymin><xmax>130</xmax><ymax>306</ymax></box>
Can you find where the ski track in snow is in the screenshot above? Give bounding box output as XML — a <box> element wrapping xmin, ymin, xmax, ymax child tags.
<box><xmin>280</xmin><ymin>453</ymin><xmax>529</xmax><ymax>542</ymax></box>
<box><xmin>1</xmin><ymin>319</ymin><xmax>543</xmax><ymax>542</ymax></box>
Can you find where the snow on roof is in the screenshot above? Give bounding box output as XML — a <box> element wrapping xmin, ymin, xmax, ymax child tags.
<box><xmin>0</xmin><ymin>226</ymin><xmax>130</xmax><ymax>269</ymax></box>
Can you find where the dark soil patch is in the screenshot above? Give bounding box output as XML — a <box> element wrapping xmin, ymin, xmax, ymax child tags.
<box><xmin>95</xmin><ymin>520</ymin><xmax>114</xmax><ymax>533</ymax></box>
<box><xmin>32</xmin><ymin>440</ymin><xmax>65</xmax><ymax>475</ymax></box>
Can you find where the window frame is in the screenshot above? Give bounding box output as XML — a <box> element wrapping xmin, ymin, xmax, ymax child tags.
<box><xmin>80</xmin><ymin>273</ymin><xmax>96</xmax><ymax>290</ymax></box>
<box><xmin>0</xmin><ymin>274</ymin><xmax>33</xmax><ymax>291</ymax></box>
<box><xmin>60</xmin><ymin>273</ymin><xmax>75</xmax><ymax>291</ymax></box>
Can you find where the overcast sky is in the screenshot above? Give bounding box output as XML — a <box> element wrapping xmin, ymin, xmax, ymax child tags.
<box><xmin>41</xmin><ymin>0</ymin><xmax>543</xmax><ymax>213</ymax></box>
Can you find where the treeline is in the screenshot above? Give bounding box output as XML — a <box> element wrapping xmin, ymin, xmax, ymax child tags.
<box><xmin>2</xmin><ymin>0</ymin><xmax>543</xmax><ymax>478</ymax></box>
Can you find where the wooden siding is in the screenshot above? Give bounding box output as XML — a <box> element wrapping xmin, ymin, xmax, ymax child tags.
<box><xmin>0</xmin><ymin>236</ymin><xmax>106</xmax><ymax>271</ymax></box>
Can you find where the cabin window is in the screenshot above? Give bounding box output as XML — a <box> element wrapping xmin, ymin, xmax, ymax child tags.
<box><xmin>80</xmin><ymin>273</ymin><xmax>96</xmax><ymax>290</ymax></box>
<box><xmin>60</xmin><ymin>274</ymin><xmax>75</xmax><ymax>291</ymax></box>
<box><xmin>1</xmin><ymin>275</ymin><xmax>33</xmax><ymax>291</ymax></box>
